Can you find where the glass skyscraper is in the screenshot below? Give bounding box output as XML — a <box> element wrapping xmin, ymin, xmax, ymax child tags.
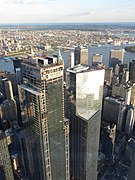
<box><xmin>19</xmin><ymin>54</ymin><xmax>69</xmax><ymax>180</ymax></box>
<box><xmin>66</xmin><ymin>64</ymin><xmax>104</xmax><ymax>180</ymax></box>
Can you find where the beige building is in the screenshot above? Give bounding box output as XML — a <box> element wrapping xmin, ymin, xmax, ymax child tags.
<box><xmin>109</xmin><ymin>49</ymin><xmax>125</xmax><ymax>69</ymax></box>
<box><xmin>74</xmin><ymin>46</ymin><xmax>88</xmax><ymax>65</ymax></box>
<box><xmin>92</xmin><ymin>54</ymin><xmax>103</xmax><ymax>65</ymax></box>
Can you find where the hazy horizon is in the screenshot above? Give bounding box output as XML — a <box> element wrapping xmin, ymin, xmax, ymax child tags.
<box><xmin>0</xmin><ymin>22</ymin><xmax>135</xmax><ymax>25</ymax></box>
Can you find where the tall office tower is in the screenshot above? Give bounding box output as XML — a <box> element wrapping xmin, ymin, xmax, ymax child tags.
<box><xmin>129</xmin><ymin>60</ymin><xmax>135</xmax><ymax>84</ymax></box>
<box><xmin>102</xmin><ymin>97</ymin><xmax>126</xmax><ymax>128</ymax></box>
<box><xmin>109</xmin><ymin>49</ymin><xmax>125</xmax><ymax>69</ymax></box>
<box><xmin>112</xmin><ymin>84</ymin><xmax>131</xmax><ymax>105</ymax></box>
<box><xmin>104</xmin><ymin>68</ymin><xmax>113</xmax><ymax>86</ymax></box>
<box><xmin>102</xmin><ymin>97</ymin><xmax>134</xmax><ymax>135</ymax></box>
<box><xmin>74</xmin><ymin>46</ymin><xmax>88</xmax><ymax>65</ymax></box>
<box><xmin>0</xmin><ymin>131</ymin><xmax>14</xmax><ymax>180</ymax></box>
<box><xmin>66</xmin><ymin>64</ymin><xmax>105</xmax><ymax>180</ymax></box>
<box><xmin>92</xmin><ymin>54</ymin><xmax>103</xmax><ymax>66</ymax></box>
<box><xmin>0</xmin><ymin>78</ymin><xmax>14</xmax><ymax>101</ymax></box>
<box><xmin>19</xmin><ymin>54</ymin><xmax>69</xmax><ymax>180</ymax></box>
<box><xmin>69</xmin><ymin>51</ymin><xmax>75</xmax><ymax>68</ymax></box>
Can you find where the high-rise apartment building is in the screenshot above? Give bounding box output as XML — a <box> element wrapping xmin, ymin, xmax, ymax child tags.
<box><xmin>0</xmin><ymin>131</ymin><xmax>14</xmax><ymax>180</ymax></box>
<box><xmin>109</xmin><ymin>49</ymin><xmax>125</xmax><ymax>69</ymax></box>
<box><xmin>66</xmin><ymin>64</ymin><xmax>104</xmax><ymax>180</ymax></box>
<box><xmin>74</xmin><ymin>46</ymin><xmax>88</xmax><ymax>65</ymax></box>
<box><xmin>19</xmin><ymin>53</ymin><xmax>69</xmax><ymax>180</ymax></box>
<box><xmin>129</xmin><ymin>60</ymin><xmax>135</xmax><ymax>84</ymax></box>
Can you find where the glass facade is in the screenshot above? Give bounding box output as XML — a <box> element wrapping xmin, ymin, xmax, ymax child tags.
<box><xmin>46</xmin><ymin>79</ymin><xmax>66</xmax><ymax>180</ymax></box>
<box><xmin>76</xmin><ymin>70</ymin><xmax>105</xmax><ymax>120</ymax></box>
<box><xmin>19</xmin><ymin>61</ymin><xmax>69</xmax><ymax>180</ymax></box>
<box><xmin>67</xmin><ymin>66</ymin><xmax>105</xmax><ymax>180</ymax></box>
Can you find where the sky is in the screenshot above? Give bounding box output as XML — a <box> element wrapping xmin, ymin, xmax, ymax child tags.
<box><xmin>0</xmin><ymin>0</ymin><xmax>135</xmax><ymax>23</ymax></box>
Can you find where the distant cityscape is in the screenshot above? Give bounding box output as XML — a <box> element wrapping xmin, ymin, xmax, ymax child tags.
<box><xmin>0</xmin><ymin>23</ymin><xmax>135</xmax><ymax>180</ymax></box>
<box><xmin>0</xmin><ymin>23</ymin><xmax>135</xmax><ymax>57</ymax></box>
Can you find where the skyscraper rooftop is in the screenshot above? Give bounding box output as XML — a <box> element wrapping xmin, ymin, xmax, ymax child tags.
<box><xmin>67</xmin><ymin>64</ymin><xmax>104</xmax><ymax>73</ymax></box>
<box><xmin>22</xmin><ymin>52</ymin><xmax>63</xmax><ymax>70</ymax></box>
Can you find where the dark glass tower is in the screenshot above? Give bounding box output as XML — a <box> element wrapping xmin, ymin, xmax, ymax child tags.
<box><xmin>19</xmin><ymin>54</ymin><xmax>69</xmax><ymax>180</ymax></box>
<box><xmin>66</xmin><ymin>64</ymin><xmax>105</xmax><ymax>180</ymax></box>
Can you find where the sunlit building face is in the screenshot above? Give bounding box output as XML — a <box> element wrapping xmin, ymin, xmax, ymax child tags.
<box><xmin>76</xmin><ymin>70</ymin><xmax>105</xmax><ymax>120</ymax></box>
<box><xmin>67</xmin><ymin>65</ymin><xmax>105</xmax><ymax>180</ymax></box>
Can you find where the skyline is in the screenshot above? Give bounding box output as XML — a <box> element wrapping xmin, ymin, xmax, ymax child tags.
<box><xmin>0</xmin><ymin>0</ymin><xmax>135</xmax><ymax>23</ymax></box>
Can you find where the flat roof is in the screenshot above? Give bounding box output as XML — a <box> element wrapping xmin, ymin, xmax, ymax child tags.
<box><xmin>20</xmin><ymin>84</ymin><xmax>40</xmax><ymax>96</ymax></box>
<box><xmin>67</xmin><ymin>64</ymin><xmax>104</xmax><ymax>73</ymax></box>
